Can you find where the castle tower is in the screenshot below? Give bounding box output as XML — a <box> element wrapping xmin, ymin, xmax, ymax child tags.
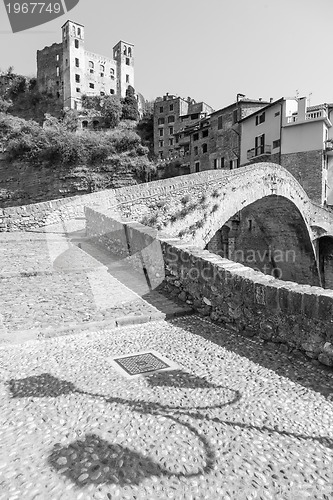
<box><xmin>113</xmin><ymin>41</ymin><xmax>134</xmax><ymax>98</ymax></box>
<box><xmin>61</xmin><ymin>20</ymin><xmax>85</xmax><ymax>110</ymax></box>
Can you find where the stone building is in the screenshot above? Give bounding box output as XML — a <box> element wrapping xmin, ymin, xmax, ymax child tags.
<box><xmin>153</xmin><ymin>94</ymin><xmax>214</xmax><ymax>160</ymax></box>
<box><xmin>37</xmin><ymin>20</ymin><xmax>134</xmax><ymax>115</ymax></box>
<box><xmin>239</xmin><ymin>97</ymin><xmax>333</xmax><ymax>206</ymax></box>
<box><xmin>181</xmin><ymin>96</ymin><xmax>270</xmax><ymax>173</ymax></box>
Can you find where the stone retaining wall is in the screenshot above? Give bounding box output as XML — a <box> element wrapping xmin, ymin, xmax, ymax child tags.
<box><xmin>85</xmin><ymin>206</ymin><xmax>333</xmax><ymax>368</ymax></box>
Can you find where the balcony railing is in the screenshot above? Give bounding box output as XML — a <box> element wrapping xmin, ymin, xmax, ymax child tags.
<box><xmin>287</xmin><ymin>109</ymin><xmax>328</xmax><ymax>124</ymax></box>
<box><xmin>247</xmin><ymin>145</ymin><xmax>272</xmax><ymax>160</ymax></box>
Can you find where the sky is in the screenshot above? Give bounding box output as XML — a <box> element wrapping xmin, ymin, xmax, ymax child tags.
<box><xmin>0</xmin><ymin>0</ymin><xmax>332</xmax><ymax>111</ymax></box>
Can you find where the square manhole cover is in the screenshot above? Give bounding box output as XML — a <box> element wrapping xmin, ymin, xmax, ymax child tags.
<box><xmin>109</xmin><ymin>350</ymin><xmax>179</xmax><ymax>378</ymax></box>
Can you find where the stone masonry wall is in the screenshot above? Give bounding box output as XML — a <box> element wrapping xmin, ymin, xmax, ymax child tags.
<box><xmin>281</xmin><ymin>150</ymin><xmax>323</xmax><ymax>205</ymax></box>
<box><xmin>84</xmin><ymin>207</ymin><xmax>333</xmax><ymax>368</ymax></box>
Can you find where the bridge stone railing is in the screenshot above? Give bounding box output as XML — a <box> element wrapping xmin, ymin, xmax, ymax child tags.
<box><xmin>85</xmin><ymin>206</ymin><xmax>333</xmax><ymax>368</ymax></box>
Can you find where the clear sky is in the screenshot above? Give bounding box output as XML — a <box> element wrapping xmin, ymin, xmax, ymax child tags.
<box><xmin>0</xmin><ymin>0</ymin><xmax>332</xmax><ymax>111</ymax></box>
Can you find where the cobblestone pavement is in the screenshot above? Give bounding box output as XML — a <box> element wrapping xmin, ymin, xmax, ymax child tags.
<box><xmin>0</xmin><ymin>232</ymin><xmax>163</xmax><ymax>345</ymax></box>
<box><xmin>0</xmin><ymin>316</ymin><xmax>332</xmax><ymax>500</ymax></box>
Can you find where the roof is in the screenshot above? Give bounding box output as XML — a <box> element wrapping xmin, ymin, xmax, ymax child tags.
<box><xmin>210</xmin><ymin>98</ymin><xmax>270</xmax><ymax>116</ymax></box>
<box><xmin>61</xmin><ymin>20</ymin><xmax>84</xmax><ymax>28</ymax></box>
<box><xmin>238</xmin><ymin>97</ymin><xmax>285</xmax><ymax>122</ymax></box>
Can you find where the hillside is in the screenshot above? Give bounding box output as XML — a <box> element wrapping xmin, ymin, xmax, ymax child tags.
<box><xmin>0</xmin><ymin>112</ymin><xmax>156</xmax><ymax>207</ymax></box>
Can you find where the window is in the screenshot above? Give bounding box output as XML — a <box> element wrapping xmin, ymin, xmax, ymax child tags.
<box><xmin>76</xmin><ymin>87</ymin><xmax>80</xmax><ymax>93</ymax></box>
<box><xmin>193</xmin><ymin>133</ymin><xmax>199</xmax><ymax>141</ymax></box>
<box><xmin>218</xmin><ymin>115</ymin><xmax>223</xmax><ymax>129</ymax></box>
<box><xmin>110</xmin><ymin>89</ymin><xmax>115</xmax><ymax>94</ymax></box>
<box><xmin>159</xmin><ymin>151</ymin><xmax>163</xmax><ymax>159</ymax></box>
<box><xmin>123</xmin><ymin>46</ymin><xmax>127</xmax><ymax>55</ymax></box>
<box><xmin>82</xmin><ymin>120</ymin><xmax>88</xmax><ymax>128</ymax></box>
<box><xmin>169</xmin><ymin>126</ymin><xmax>174</xmax><ymax>135</ymax></box>
<box><xmin>126</xmin><ymin>74</ymin><xmax>129</xmax><ymax>83</ymax></box>
<box><xmin>89</xmin><ymin>83</ymin><xmax>95</xmax><ymax>89</ymax></box>
<box><xmin>194</xmin><ymin>146</ymin><xmax>198</xmax><ymax>156</ymax></box>
<box><xmin>255</xmin><ymin>134</ymin><xmax>265</xmax><ymax>155</ymax></box>
<box><xmin>77</xmin><ymin>28</ymin><xmax>81</xmax><ymax>36</ymax></box>
<box><xmin>230</xmin><ymin>160</ymin><xmax>233</xmax><ymax>170</ymax></box>
<box><xmin>159</xmin><ymin>129</ymin><xmax>163</xmax><ymax>137</ymax></box>
<box><xmin>273</xmin><ymin>139</ymin><xmax>281</xmax><ymax>149</ymax></box>
<box><xmin>248</xmin><ymin>219</ymin><xmax>252</xmax><ymax>231</ymax></box>
<box><xmin>169</xmin><ymin>138</ymin><xmax>174</xmax><ymax>146</ymax></box>
<box><xmin>56</xmin><ymin>66</ymin><xmax>59</xmax><ymax>77</ymax></box>
<box><xmin>126</xmin><ymin>58</ymin><xmax>130</xmax><ymax>65</ymax></box>
<box><xmin>202</xmin><ymin>143</ymin><xmax>208</xmax><ymax>153</ymax></box>
<box><xmin>75</xmin><ymin>39</ymin><xmax>79</xmax><ymax>49</ymax></box>
<box><xmin>89</xmin><ymin>61</ymin><xmax>94</xmax><ymax>73</ymax></box>
<box><xmin>168</xmin><ymin>115</ymin><xmax>175</xmax><ymax>123</ymax></box>
<box><xmin>233</xmin><ymin>109</ymin><xmax>238</xmax><ymax>124</ymax></box>
<box><xmin>100</xmin><ymin>91</ymin><xmax>105</xmax><ymax>96</ymax></box>
<box><xmin>175</xmin><ymin>136</ymin><xmax>179</xmax><ymax>143</ymax></box>
<box><xmin>93</xmin><ymin>120</ymin><xmax>99</xmax><ymax>129</ymax></box>
<box><xmin>75</xmin><ymin>74</ymin><xmax>80</xmax><ymax>83</ymax></box>
<box><xmin>75</xmin><ymin>58</ymin><xmax>79</xmax><ymax>67</ymax></box>
<box><xmin>100</xmin><ymin>65</ymin><xmax>105</xmax><ymax>77</ymax></box>
<box><xmin>255</xmin><ymin>112</ymin><xmax>265</xmax><ymax>125</ymax></box>
<box><xmin>56</xmin><ymin>92</ymin><xmax>60</xmax><ymax>98</ymax></box>
<box><xmin>159</xmin><ymin>140</ymin><xmax>164</xmax><ymax>147</ymax></box>
<box><xmin>160</xmin><ymin>106</ymin><xmax>164</xmax><ymax>113</ymax></box>
<box><xmin>128</xmin><ymin>47</ymin><xmax>132</xmax><ymax>56</ymax></box>
<box><xmin>221</xmin><ymin>157</ymin><xmax>225</xmax><ymax>168</ymax></box>
<box><xmin>195</xmin><ymin>162</ymin><xmax>200</xmax><ymax>172</ymax></box>
<box><xmin>158</xmin><ymin>117</ymin><xmax>165</xmax><ymax>125</ymax></box>
<box><xmin>191</xmin><ymin>113</ymin><xmax>199</xmax><ymax>120</ymax></box>
<box><xmin>213</xmin><ymin>159</ymin><xmax>217</xmax><ymax>169</ymax></box>
<box><xmin>275</xmin><ymin>111</ymin><xmax>280</xmax><ymax>117</ymax></box>
<box><xmin>202</xmin><ymin>129</ymin><xmax>208</xmax><ymax>138</ymax></box>
<box><xmin>170</xmin><ymin>104</ymin><xmax>174</xmax><ymax>111</ymax></box>
<box><xmin>110</xmin><ymin>68</ymin><xmax>115</xmax><ymax>79</ymax></box>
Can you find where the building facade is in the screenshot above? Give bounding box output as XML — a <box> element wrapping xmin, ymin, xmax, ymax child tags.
<box><xmin>153</xmin><ymin>94</ymin><xmax>214</xmax><ymax>160</ymax></box>
<box><xmin>37</xmin><ymin>20</ymin><xmax>134</xmax><ymax>112</ymax></box>
<box><xmin>240</xmin><ymin>97</ymin><xmax>333</xmax><ymax>206</ymax></box>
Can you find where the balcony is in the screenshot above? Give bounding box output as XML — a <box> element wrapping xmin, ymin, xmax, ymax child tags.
<box><xmin>286</xmin><ymin>109</ymin><xmax>331</xmax><ymax>126</ymax></box>
<box><xmin>247</xmin><ymin>145</ymin><xmax>272</xmax><ymax>160</ymax></box>
<box><xmin>325</xmin><ymin>140</ymin><xmax>333</xmax><ymax>155</ymax></box>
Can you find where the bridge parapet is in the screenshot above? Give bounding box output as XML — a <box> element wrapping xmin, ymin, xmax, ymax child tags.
<box><xmin>84</xmin><ymin>206</ymin><xmax>333</xmax><ymax>368</ymax></box>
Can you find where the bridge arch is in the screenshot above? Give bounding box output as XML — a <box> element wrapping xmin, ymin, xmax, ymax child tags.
<box><xmin>205</xmin><ymin>195</ymin><xmax>320</xmax><ymax>286</ymax></box>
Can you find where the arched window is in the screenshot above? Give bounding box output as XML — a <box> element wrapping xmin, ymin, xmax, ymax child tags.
<box><xmin>110</xmin><ymin>68</ymin><xmax>115</xmax><ymax>80</ymax></box>
<box><xmin>89</xmin><ymin>61</ymin><xmax>94</xmax><ymax>74</ymax></box>
<box><xmin>123</xmin><ymin>46</ymin><xmax>127</xmax><ymax>55</ymax></box>
<box><xmin>77</xmin><ymin>28</ymin><xmax>81</xmax><ymax>36</ymax></box>
<box><xmin>82</xmin><ymin>120</ymin><xmax>88</xmax><ymax>128</ymax></box>
<box><xmin>93</xmin><ymin>120</ymin><xmax>99</xmax><ymax>129</ymax></box>
<box><xmin>72</xmin><ymin>26</ymin><xmax>76</xmax><ymax>36</ymax></box>
<box><xmin>100</xmin><ymin>65</ymin><xmax>105</xmax><ymax>77</ymax></box>
<box><xmin>128</xmin><ymin>47</ymin><xmax>132</xmax><ymax>57</ymax></box>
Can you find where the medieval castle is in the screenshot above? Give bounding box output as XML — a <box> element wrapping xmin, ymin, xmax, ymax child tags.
<box><xmin>37</xmin><ymin>20</ymin><xmax>134</xmax><ymax>112</ymax></box>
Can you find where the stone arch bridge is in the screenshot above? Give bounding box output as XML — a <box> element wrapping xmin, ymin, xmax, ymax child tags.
<box><xmin>2</xmin><ymin>162</ymin><xmax>333</xmax><ymax>287</ymax></box>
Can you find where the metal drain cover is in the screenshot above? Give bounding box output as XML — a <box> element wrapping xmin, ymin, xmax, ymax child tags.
<box><xmin>109</xmin><ymin>350</ymin><xmax>179</xmax><ymax>378</ymax></box>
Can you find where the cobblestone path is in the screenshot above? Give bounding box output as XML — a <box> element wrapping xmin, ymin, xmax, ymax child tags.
<box><xmin>0</xmin><ymin>232</ymin><xmax>164</xmax><ymax>345</ymax></box>
<box><xmin>0</xmin><ymin>316</ymin><xmax>332</xmax><ymax>499</ymax></box>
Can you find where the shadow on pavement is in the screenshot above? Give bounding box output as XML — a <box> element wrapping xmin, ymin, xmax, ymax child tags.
<box><xmin>170</xmin><ymin>316</ymin><xmax>333</xmax><ymax>401</ymax></box>
<box><xmin>49</xmin><ymin>435</ymin><xmax>164</xmax><ymax>486</ymax></box>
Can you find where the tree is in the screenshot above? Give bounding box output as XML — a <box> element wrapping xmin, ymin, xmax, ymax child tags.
<box><xmin>121</xmin><ymin>85</ymin><xmax>138</xmax><ymax>121</ymax></box>
<box><xmin>101</xmin><ymin>95</ymin><xmax>122</xmax><ymax>128</ymax></box>
<box><xmin>62</xmin><ymin>108</ymin><xmax>79</xmax><ymax>132</ymax></box>
<box><xmin>0</xmin><ymin>97</ymin><xmax>12</xmax><ymax>114</ymax></box>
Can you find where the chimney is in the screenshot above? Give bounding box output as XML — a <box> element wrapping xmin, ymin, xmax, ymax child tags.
<box><xmin>259</xmin><ymin>98</ymin><xmax>262</xmax><ymax>101</ymax></box>
<box><xmin>298</xmin><ymin>97</ymin><xmax>307</xmax><ymax>121</ymax></box>
<box><xmin>270</xmin><ymin>97</ymin><xmax>273</xmax><ymax>103</ymax></box>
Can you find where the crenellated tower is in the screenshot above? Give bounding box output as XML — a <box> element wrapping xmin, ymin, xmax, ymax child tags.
<box><xmin>113</xmin><ymin>41</ymin><xmax>135</xmax><ymax>98</ymax></box>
